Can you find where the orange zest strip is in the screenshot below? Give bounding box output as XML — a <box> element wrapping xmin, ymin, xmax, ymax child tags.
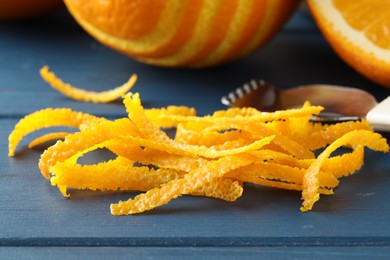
<box><xmin>50</xmin><ymin>156</ymin><xmax>186</xmax><ymax>197</ymax></box>
<box><xmin>174</xmin><ymin>125</ymin><xmax>253</xmax><ymax>147</ymax></box>
<box><xmin>192</xmin><ymin>120</ymin><xmax>315</xmax><ymax>159</ymax></box>
<box><xmin>110</xmin><ymin>153</ymin><xmax>259</xmax><ymax>215</ymax></box>
<box><xmin>40</xmin><ymin>66</ymin><xmax>137</xmax><ymax>103</ymax></box>
<box><xmin>28</xmin><ymin>132</ymin><xmax>72</xmax><ymax>149</ymax></box>
<box><xmin>50</xmin><ymin>137</ymin><xmax>244</xmax><ymax>202</ymax></box>
<box><xmin>145</xmin><ymin>105</ymin><xmax>323</xmax><ymax>126</ymax></box>
<box><xmin>301</xmin><ymin>130</ymin><xmax>389</xmax><ymax>212</ymax></box>
<box><xmin>8</xmin><ymin>108</ymin><xmax>102</xmax><ymax>157</ymax></box>
<box><xmin>211</xmin><ymin>106</ymin><xmax>263</xmax><ymax>118</ymax></box>
<box><xmin>120</xmin><ymin>134</ymin><xmax>275</xmax><ymax>159</ymax></box>
<box><xmin>39</xmin><ymin>118</ymin><xmax>140</xmax><ymax>179</ymax></box>
<box><xmin>190</xmin><ymin>178</ymin><xmax>243</xmax><ymax>202</ymax></box>
<box><xmin>227</xmin><ymin>161</ymin><xmax>339</xmax><ymax>190</ymax></box>
<box><xmin>123</xmin><ymin>92</ymin><xmax>171</xmax><ymax>142</ymax></box>
<box><xmin>72</xmin><ymin>137</ymin><xmax>206</xmax><ymax>173</ymax></box>
<box><xmin>145</xmin><ymin>106</ymin><xmax>196</xmax><ymax>128</ymax></box>
<box><xmin>304</xmin><ymin>120</ymin><xmax>372</xmax><ymax>150</ymax></box>
<box><xmin>228</xmin><ymin>175</ymin><xmax>334</xmax><ymax>195</ymax></box>
<box><xmin>51</xmin><ymin>151</ymin><xmax>242</xmax><ymax>201</ymax></box>
<box><xmin>265</xmin><ymin>115</ymin><xmax>372</xmax><ymax>151</ymax></box>
<box><xmin>322</xmin><ymin>145</ymin><xmax>365</xmax><ymax>178</ymax></box>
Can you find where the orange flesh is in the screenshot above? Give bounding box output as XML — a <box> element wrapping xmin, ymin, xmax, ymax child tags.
<box><xmin>333</xmin><ymin>0</ymin><xmax>390</xmax><ymax>49</ymax></box>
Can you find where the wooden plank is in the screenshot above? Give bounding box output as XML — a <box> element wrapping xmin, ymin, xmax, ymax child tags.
<box><xmin>1</xmin><ymin>246</ymin><xmax>390</xmax><ymax>260</ymax></box>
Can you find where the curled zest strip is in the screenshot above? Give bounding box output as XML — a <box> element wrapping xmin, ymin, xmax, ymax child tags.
<box><xmin>301</xmin><ymin>130</ymin><xmax>389</xmax><ymax>212</ymax></box>
<box><xmin>190</xmin><ymin>178</ymin><xmax>243</xmax><ymax>202</ymax></box>
<box><xmin>28</xmin><ymin>132</ymin><xmax>72</xmax><ymax>149</ymax></box>
<box><xmin>145</xmin><ymin>106</ymin><xmax>197</xmax><ymax>128</ymax></box>
<box><xmin>123</xmin><ymin>92</ymin><xmax>171</xmax><ymax>142</ymax></box>
<box><xmin>142</xmin><ymin>105</ymin><xmax>324</xmax><ymax>126</ymax></box>
<box><xmin>39</xmin><ymin>118</ymin><xmax>139</xmax><ymax>179</ymax></box>
<box><xmin>8</xmin><ymin>108</ymin><xmax>102</xmax><ymax>157</ymax></box>
<box><xmin>227</xmin><ymin>161</ymin><xmax>339</xmax><ymax>190</ymax></box>
<box><xmin>120</xmin><ymin>135</ymin><xmax>275</xmax><ymax>159</ymax></box>
<box><xmin>40</xmin><ymin>66</ymin><xmax>137</xmax><ymax>103</ymax></box>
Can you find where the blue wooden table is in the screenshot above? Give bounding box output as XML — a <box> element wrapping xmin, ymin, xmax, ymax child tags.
<box><xmin>1</xmin><ymin>7</ymin><xmax>390</xmax><ymax>259</ymax></box>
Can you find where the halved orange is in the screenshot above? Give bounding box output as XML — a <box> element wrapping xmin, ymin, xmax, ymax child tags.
<box><xmin>307</xmin><ymin>0</ymin><xmax>390</xmax><ymax>88</ymax></box>
<box><xmin>63</xmin><ymin>0</ymin><xmax>300</xmax><ymax>68</ymax></box>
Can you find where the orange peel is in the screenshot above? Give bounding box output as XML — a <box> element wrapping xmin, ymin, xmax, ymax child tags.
<box><xmin>28</xmin><ymin>132</ymin><xmax>71</xmax><ymax>149</ymax></box>
<box><xmin>38</xmin><ymin>118</ymin><xmax>140</xmax><ymax>179</ymax></box>
<box><xmin>40</xmin><ymin>66</ymin><xmax>137</xmax><ymax>103</ymax></box>
<box><xmin>8</xmin><ymin>108</ymin><xmax>102</xmax><ymax>157</ymax></box>
<box><xmin>110</xmin><ymin>153</ymin><xmax>259</xmax><ymax>215</ymax></box>
<box><xmin>301</xmin><ymin>130</ymin><xmax>389</xmax><ymax>212</ymax></box>
<box><xmin>145</xmin><ymin>106</ymin><xmax>196</xmax><ymax>128</ymax></box>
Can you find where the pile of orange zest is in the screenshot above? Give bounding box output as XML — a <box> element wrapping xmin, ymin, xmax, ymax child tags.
<box><xmin>40</xmin><ymin>65</ymin><xmax>137</xmax><ymax>103</ymax></box>
<box><xmin>8</xmin><ymin>89</ymin><xmax>389</xmax><ymax>215</ymax></box>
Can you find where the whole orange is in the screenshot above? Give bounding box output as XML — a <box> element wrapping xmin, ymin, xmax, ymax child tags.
<box><xmin>0</xmin><ymin>0</ymin><xmax>63</xmax><ymax>20</ymax></box>
<box><xmin>308</xmin><ymin>0</ymin><xmax>390</xmax><ymax>88</ymax></box>
<box><xmin>64</xmin><ymin>0</ymin><xmax>300</xmax><ymax>68</ymax></box>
